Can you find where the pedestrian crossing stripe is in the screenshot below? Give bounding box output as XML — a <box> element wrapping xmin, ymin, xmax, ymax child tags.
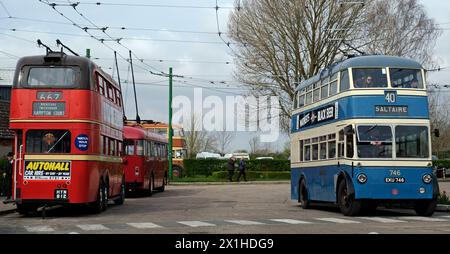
<box><xmin>356</xmin><ymin>217</ymin><xmax>406</xmax><ymax>223</ymax></box>
<box><xmin>25</xmin><ymin>225</ymin><xmax>55</xmax><ymax>232</ymax></box>
<box><xmin>225</xmin><ymin>220</ymin><xmax>265</xmax><ymax>225</ymax></box>
<box><xmin>270</xmin><ymin>219</ymin><xmax>312</xmax><ymax>224</ymax></box>
<box><xmin>316</xmin><ymin>218</ymin><xmax>361</xmax><ymax>224</ymax></box>
<box><xmin>76</xmin><ymin>224</ymin><xmax>110</xmax><ymax>231</ymax></box>
<box><xmin>127</xmin><ymin>222</ymin><xmax>162</xmax><ymax>229</ymax></box>
<box><xmin>177</xmin><ymin>221</ymin><xmax>216</xmax><ymax>227</ymax></box>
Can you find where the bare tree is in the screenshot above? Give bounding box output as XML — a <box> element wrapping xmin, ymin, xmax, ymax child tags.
<box><xmin>249</xmin><ymin>136</ymin><xmax>260</xmax><ymax>155</ymax></box>
<box><xmin>215</xmin><ymin>132</ymin><xmax>235</xmax><ymax>155</ymax></box>
<box><xmin>360</xmin><ymin>0</ymin><xmax>441</xmax><ymax>67</ymax></box>
<box><xmin>428</xmin><ymin>89</ymin><xmax>450</xmax><ymax>157</ymax></box>
<box><xmin>228</xmin><ymin>0</ymin><xmax>366</xmax><ymax>131</ymax></box>
<box><xmin>185</xmin><ymin>114</ymin><xmax>216</xmax><ymax>158</ymax></box>
<box><xmin>228</xmin><ymin>0</ymin><xmax>441</xmax><ymax>131</ymax></box>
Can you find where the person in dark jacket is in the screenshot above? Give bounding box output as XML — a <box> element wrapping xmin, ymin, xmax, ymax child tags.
<box><xmin>236</xmin><ymin>158</ymin><xmax>247</xmax><ymax>182</ymax></box>
<box><xmin>3</xmin><ymin>152</ymin><xmax>14</xmax><ymax>200</ymax></box>
<box><xmin>227</xmin><ymin>157</ymin><xmax>235</xmax><ymax>182</ymax></box>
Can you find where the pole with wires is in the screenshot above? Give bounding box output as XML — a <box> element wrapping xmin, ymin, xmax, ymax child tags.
<box><xmin>129</xmin><ymin>50</ymin><xmax>140</xmax><ymax>124</ymax></box>
<box><xmin>168</xmin><ymin>67</ymin><xmax>173</xmax><ymax>181</ymax></box>
<box><xmin>114</xmin><ymin>51</ymin><xmax>126</xmax><ymax>122</ymax></box>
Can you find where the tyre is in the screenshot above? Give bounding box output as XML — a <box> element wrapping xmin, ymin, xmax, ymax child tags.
<box><xmin>337</xmin><ymin>180</ymin><xmax>362</xmax><ymax>216</ymax></box>
<box><xmin>102</xmin><ymin>182</ymin><xmax>109</xmax><ymax>211</ymax></box>
<box><xmin>89</xmin><ymin>181</ymin><xmax>105</xmax><ymax>214</ymax></box>
<box><xmin>114</xmin><ymin>176</ymin><xmax>125</xmax><ymax>205</ymax></box>
<box><xmin>156</xmin><ymin>175</ymin><xmax>167</xmax><ymax>192</ymax></box>
<box><xmin>148</xmin><ymin>175</ymin><xmax>154</xmax><ymax>197</ymax></box>
<box><xmin>299</xmin><ymin>180</ymin><xmax>310</xmax><ymax>209</ymax></box>
<box><xmin>414</xmin><ymin>199</ymin><xmax>437</xmax><ymax>217</ymax></box>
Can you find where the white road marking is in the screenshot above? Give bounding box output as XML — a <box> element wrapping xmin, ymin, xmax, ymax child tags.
<box><xmin>357</xmin><ymin>217</ymin><xmax>406</xmax><ymax>223</ymax></box>
<box><xmin>368</xmin><ymin>232</ymin><xmax>380</xmax><ymax>234</ymax></box>
<box><xmin>25</xmin><ymin>225</ymin><xmax>55</xmax><ymax>232</ymax></box>
<box><xmin>316</xmin><ymin>218</ymin><xmax>361</xmax><ymax>224</ymax></box>
<box><xmin>177</xmin><ymin>221</ymin><xmax>216</xmax><ymax>227</ymax></box>
<box><xmin>127</xmin><ymin>222</ymin><xmax>162</xmax><ymax>229</ymax></box>
<box><xmin>68</xmin><ymin>232</ymin><xmax>80</xmax><ymax>234</ymax></box>
<box><xmin>76</xmin><ymin>224</ymin><xmax>110</xmax><ymax>231</ymax></box>
<box><xmin>270</xmin><ymin>219</ymin><xmax>312</xmax><ymax>224</ymax></box>
<box><xmin>225</xmin><ymin>220</ymin><xmax>265</xmax><ymax>225</ymax></box>
<box><xmin>399</xmin><ymin>217</ymin><xmax>449</xmax><ymax>222</ymax></box>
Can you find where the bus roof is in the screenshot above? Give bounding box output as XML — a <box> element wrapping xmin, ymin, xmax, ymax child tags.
<box><xmin>124</xmin><ymin>125</ymin><xmax>168</xmax><ymax>143</ymax></box>
<box><xmin>296</xmin><ymin>55</ymin><xmax>423</xmax><ymax>92</ymax></box>
<box><xmin>13</xmin><ymin>53</ymin><xmax>117</xmax><ymax>89</ymax></box>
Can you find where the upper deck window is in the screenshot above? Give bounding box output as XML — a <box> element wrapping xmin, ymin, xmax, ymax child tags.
<box><xmin>353</xmin><ymin>68</ymin><xmax>388</xmax><ymax>88</ymax></box>
<box><xmin>390</xmin><ymin>69</ymin><xmax>424</xmax><ymax>89</ymax></box>
<box><xmin>27</xmin><ymin>67</ymin><xmax>79</xmax><ymax>88</ymax></box>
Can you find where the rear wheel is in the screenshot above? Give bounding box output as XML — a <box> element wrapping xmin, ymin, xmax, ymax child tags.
<box><xmin>414</xmin><ymin>199</ymin><xmax>437</xmax><ymax>217</ymax></box>
<box><xmin>337</xmin><ymin>180</ymin><xmax>361</xmax><ymax>216</ymax></box>
<box><xmin>156</xmin><ymin>174</ymin><xmax>167</xmax><ymax>192</ymax></box>
<box><xmin>114</xmin><ymin>176</ymin><xmax>125</xmax><ymax>205</ymax></box>
<box><xmin>89</xmin><ymin>181</ymin><xmax>106</xmax><ymax>214</ymax></box>
<box><xmin>299</xmin><ymin>180</ymin><xmax>310</xmax><ymax>209</ymax></box>
<box><xmin>148</xmin><ymin>175</ymin><xmax>154</xmax><ymax>197</ymax></box>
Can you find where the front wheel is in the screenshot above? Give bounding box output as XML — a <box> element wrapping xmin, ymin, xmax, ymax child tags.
<box><xmin>414</xmin><ymin>199</ymin><xmax>437</xmax><ymax>217</ymax></box>
<box><xmin>299</xmin><ymin>180</ymin><xmax>310</xmax><ymax>209</ymax></box>
<box><xmin>337</xmin><ymin>180</ymin><xmax>361</xmax><ymax>216</ymax></box>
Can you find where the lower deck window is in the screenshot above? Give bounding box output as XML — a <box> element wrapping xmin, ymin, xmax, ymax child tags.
<box><xmin>26</xmin><ymin>130</ymin><xmax>71</xmax><ymax>153</ymax></box>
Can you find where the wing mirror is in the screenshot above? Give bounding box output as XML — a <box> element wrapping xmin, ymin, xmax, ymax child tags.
<box><xmin>434</xmin><ymin>129</ymin><xmax>440</xmax><ymax>138</ymax></box>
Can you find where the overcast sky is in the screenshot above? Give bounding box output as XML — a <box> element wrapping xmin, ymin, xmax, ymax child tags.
<box><xmin>0</xmin><ymin>0</ymin><xmax>449</xmax><ymax>153</ymax></box>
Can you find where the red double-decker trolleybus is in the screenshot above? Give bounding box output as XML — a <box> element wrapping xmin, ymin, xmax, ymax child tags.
<box><xmin>9</xmin><ymin>52</ymin><xmax>125</xmax><ymax>214</ymax></box>
<box><xmin>123</xmin><ymin>125</ymin><xmax>168</xmax><ymax>195</ymax></box>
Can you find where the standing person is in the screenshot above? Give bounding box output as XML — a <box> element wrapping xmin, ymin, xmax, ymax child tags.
<box><xmin>3</xmin><ymin>152</ymin><xmax>14</xmax><ymax>201</ymax></box>
<box><xmin>227</xmin><ymin>157</ymin><xmax>235</xmax><ymax>182</ymax></box>
<box><xmin>237</xmin><ymin>158</ymin><xmax>247</xmax><ymax>182</ymax></box>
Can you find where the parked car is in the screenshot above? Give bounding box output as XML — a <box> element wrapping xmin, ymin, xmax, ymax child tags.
<box><xmin>196</xmin><ymin>152</ymin><xmax>221</xmax><ymax>159</ymax></box>
<box><xmin>223</xmin><ymin>153</ymin><xmax>250</xmax><ymax>160</ymax></box>
<box><xmin>255</xmin><ymin>157</ymin><xmax>274</xmax><ymax>160</ymax></box>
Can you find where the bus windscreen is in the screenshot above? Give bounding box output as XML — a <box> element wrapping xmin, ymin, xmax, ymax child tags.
<box><xmin>27</xmin><ymin>67</ymin><xmax>79</xmax><ymax>88</ymax></box>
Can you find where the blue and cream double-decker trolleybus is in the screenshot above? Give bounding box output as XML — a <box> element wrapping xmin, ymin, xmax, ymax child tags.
<box><xmin>290</xmin><ymin>55</ymin><xmax>439</xmax><ymax>216</ymax></box>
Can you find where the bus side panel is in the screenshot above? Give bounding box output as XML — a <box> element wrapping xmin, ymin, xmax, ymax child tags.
<box><xmin>290</xmin><ymin>168</ymin><xmax>301</xmax><ymax>201</ymax></box>
<box><xmin>291</xmin><ymin>166</ymin><xmax>341</xmax><ymax>203</ymax></box>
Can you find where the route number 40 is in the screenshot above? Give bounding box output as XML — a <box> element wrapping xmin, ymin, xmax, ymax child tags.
<box><xmin>385</xmin><ymin>91</ymin><xmax>397</xmax><ymax>103</ymax></box>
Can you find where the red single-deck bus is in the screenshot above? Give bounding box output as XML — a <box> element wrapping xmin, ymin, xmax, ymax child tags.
<box><xmin>123</xmin><ymin>125</ymin><xmax>168</xmax><ymax>195</ymax></box>
<box><xmin>9</xmin><ymin>51</ymin><xmax>125</xmax><ymax>214</ymax></box>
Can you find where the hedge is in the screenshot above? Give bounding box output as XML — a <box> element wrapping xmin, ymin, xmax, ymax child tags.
<box><xmin>183</xmin><ymin>159</ymin><xmax>290</xmax><ymax>177</ymax></box>
<box><xmin>212</xmin><ymin>171</ymin><xmax>290</xmax><ymax>181</ymax></box>
<box><xmin>433</xmin><ymin>160</ymin><xmax>450</xmax><ymax>169</ymax></box>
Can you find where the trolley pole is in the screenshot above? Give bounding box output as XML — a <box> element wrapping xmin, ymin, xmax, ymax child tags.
<box><xmin>168</xmin><ymin>67</ymin><xmax>173</xmax><ymax>181</ymax></box>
